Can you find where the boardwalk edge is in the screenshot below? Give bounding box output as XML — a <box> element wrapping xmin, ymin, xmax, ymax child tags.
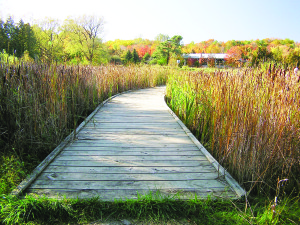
<box><xmin>165</xmin><ymin>99</ymin><xmax>246</xmax><ymax>198</ymax></box>
<box><xmin>10</xmin><ymin>92</ymin><xmax>128</xmax><ymax>197</ymax></box>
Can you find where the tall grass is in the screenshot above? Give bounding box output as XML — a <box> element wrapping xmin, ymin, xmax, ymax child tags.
<box><xmin>0</xmin><ymin>62</ymin><xmax>170</xmax><ymax>194</ymax></box>
<box><xmin>166</xmin><ymin>65</ymin><xmax>300</xmax><ymax>195</ymax></box>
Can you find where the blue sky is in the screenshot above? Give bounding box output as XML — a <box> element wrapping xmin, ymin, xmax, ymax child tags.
<box><xmin>0</xmin><ymin>0</ymin><xmax>299</xmax><ymax>44</ymax></box>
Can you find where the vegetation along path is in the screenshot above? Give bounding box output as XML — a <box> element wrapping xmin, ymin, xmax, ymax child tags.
<box><xmin>13</xmin><ymin>86</ymin><xmax>244</xmax><ymax>200</ymax></box>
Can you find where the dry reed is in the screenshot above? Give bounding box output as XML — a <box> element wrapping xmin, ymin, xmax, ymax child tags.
<box><xmin>166</xmin><ymin>65</ymin><xmax>300</xmax><ymax>194</ymax></box>
<box><xmin>0</xmin><ymin>63</ymin><xmax>170</xmax><ymax>163</ymax></box>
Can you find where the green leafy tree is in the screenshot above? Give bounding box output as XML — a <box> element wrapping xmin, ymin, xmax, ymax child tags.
<box><xmin>110</xmin><ymin>55</ymin><xmax>122</xmax><ymax>64</ymax></box>
<box><xmin>32</xmin><ymin>18</ymin><xmax>63</xmax><ymax>63</ymax></box>
<box><xmin>61</xmin><ymin>15</ymin><xmax>106</xmax><ymax>64</ymax></box>
<box><xmin>142</xmin><ymin>52</ymin><xmax>151</xmax><ymax>63</ymax></box>
<box><xmin>151</xmin><ymin>35</ymin><xmax>183</xmax><ymax>65</ymax></box>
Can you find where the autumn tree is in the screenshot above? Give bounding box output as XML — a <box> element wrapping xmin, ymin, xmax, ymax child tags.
<box><xmin>225</xmin><ymin>46</ymin><xmax>243</xmax><ymax>66</ymax></box>
<box><xmin>250</xmin><ymin>46</ymin><xmax>272</xmax><ymax>66</ymax></box>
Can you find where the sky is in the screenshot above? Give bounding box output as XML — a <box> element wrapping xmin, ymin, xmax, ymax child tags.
<box><xmin>0</xmin><ymin>0</ymin><xmax>299</xmax><ymax>44</ymax></box>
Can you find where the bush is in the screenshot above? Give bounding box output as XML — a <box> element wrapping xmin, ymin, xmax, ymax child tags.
<box><xmin>110</xmin><ymin>55</ymin><xmax>122</xmax><ymax>64</ymax></box>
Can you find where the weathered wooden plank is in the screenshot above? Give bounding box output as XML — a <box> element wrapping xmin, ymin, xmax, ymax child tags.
<box><xmin>73</xmin><ymin>135</ymin><xmax>193</xmax><ymax>143</ymax></box>
<box><xmin>30</xmin><ymin>179</ymin><xmax>229</xmax><ymax>190</ymax></box>
<box><xmin>98</xmin><ymin>110</ymin><xmax>170</xmax><ymax>115</ymax></box>
<box><xmin>50</xmin><ymin>160</ymin><xmax>211</xmax><ymax>167</ymax></box>
<box><xmin>90</xmin><ymin>120</ymin><xmax>177</xmax><ymax>124</ymax></box>
<box><xmin>60</xmin><ymin>150</ymin><xmax>203</xmax><ymax>156</ymax></box>
<box><xmin>67</xmin><ymin>141</ymin><xmax>197</xmax><ymax>148</ymax></box>
<box><xmin>74</xmin><ymin>137</ymin><xmax>192</xmax><ymax>144</ymax></box>
<box><xmin>43</xmin><ymin>165</ymin><xmax>216</xmax><ymax>174</ymax></box>
<box><xmin>91</xmin><ymin>118</ymin><xmax>176</xmax><ymax>123</ymax></box>
<box><xmin>94</xmin><ymin>114</ymin><xmax>172</xmax><ymax>118</ymax></box>
<box><xmin>100</xmin><ymin>106</ymin><xmax>167</xmax><ymax>111</ymax></box>
<box><xmin>37</xmin><ymin>172</ymin><xmax>219</xmax><ymax>181</ymax></box>
<box><xmin>77</xmin><ymin>132</ymin><xmax>188</xmax><ymax>138</ymax></box>
<box><xmin>55</xmin><ymin>155</ymin><xmax>206</xmax><ymax>161</ymax></box>
<box><xmin>81</xmin><ymin>129</ymin><xmax>184</xmax><ymax>134</ymax></box>
<box><xmin>78</xmin><ymin>129</ymin><xmax>186</xmax><ymax>135</ymax></box>
<box><xmin>93</xmin><ymin>113</ymin><xmax>174</xmax><ymax>117</ymax></box>
<box><xmin>63</xmin><ymin>146</ymin><xmax>199</xmax><ymax>151</ymax></box>
<box><xmin>85</xmin><ymin>120</ymin><xmax>181</xmax><ymax>129</ymax></box>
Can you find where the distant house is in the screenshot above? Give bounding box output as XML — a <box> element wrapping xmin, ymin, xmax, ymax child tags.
<box><xmin>183</xmin><ymin>53</ymin><xmax>228</xmax><ymax>66</ymax></box>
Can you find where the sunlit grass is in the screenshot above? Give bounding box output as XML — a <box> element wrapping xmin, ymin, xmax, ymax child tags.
<box><xmin>1</xmin><ymin>61</ymin><xmax>299</xmax><ymax>224</ymax></box>
<box><xmin>0</xmin><ymin>62</ymin><xmax>170</xmax><ymax>195</ymax></box>
<box><xmin>166</xmin><ymin>65</ymin><xmax>300</xmax><ymax>195</ymax></box>
<box><xmin>1</xmin><ymin>191</ymin><xmax>299</xmax><ymax>224</ymax></box>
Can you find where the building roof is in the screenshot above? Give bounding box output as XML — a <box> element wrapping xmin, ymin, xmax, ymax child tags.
<box><xmin>183</xmin><ymin>53</ymin><xmax>227</xmax><ymax>59</ymax></box>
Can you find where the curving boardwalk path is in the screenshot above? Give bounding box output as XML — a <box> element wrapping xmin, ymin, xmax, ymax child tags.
<box><xmin>14</xmin><ymin>86</ymin><xmax>244</xmax><ymax>200</ymax></box>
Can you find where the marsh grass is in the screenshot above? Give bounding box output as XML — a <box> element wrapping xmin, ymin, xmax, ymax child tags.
<box><xmin>1</xmin><ymin>191</ymin><xmax>299</xmax><ymax>224</ymax></box>
<box><xmin>166</xmin><ymin>65</ymin><xmax>300</xmax><ymax>195</ymax></box>
<box><xmin>0</xmin><ymin>62</ymin><xmax>170</xmax><ymax>195</ymax></box>
<box><xmin>0</xmin><ymin>192</ymin><xmax>255</xmax><ymax>224</ymax></box>
<box><xmin>0</xmin><ymin>61</ymin><xmax>299</xmax><ymax>224</ymax></box>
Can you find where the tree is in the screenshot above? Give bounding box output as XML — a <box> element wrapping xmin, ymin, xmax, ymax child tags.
<box><xmin>33</xmin><ymin>18</ymin><xmax>63</xmax><ymax>63</ymax></box>
<box><xmin>3</xmin><ymin>17</ymin><xmax>16</xmax><ymax>55</ymax></box>
<box><xmin>142</xmin><ymin>52</ymin><xmax>151</xmax><ymax>63</ymax></box>
<box><xmin>250</xmin><ymin>46</ymin><xmax>272</xmax><ymax>66</ymax></box>
<box><xmin>151</xmin><ymin>35</ymin><xmax>183</xmax><ymax>65</ymax></box>
<box><xmin>0</xmin><ymin>19</ymin><xmax>8</xmax><ymax>52</ymax></box>
<box><xmin>62</xmin><ymin>15</ymin><xmax>105</xmax><ymax>64</ymax></box>
<box><xmin>124</xmin><ymin>50</ymin><xmax>132</xmax><ymax>64</ymax></box>
<box><xmin>15</xmin><ymin>20</ymin><xmax>37</xmax><ymax>58</ymax></box>
<box><xmin>132</xmin><ymin>49</ymin><xmax>140</xmax><ymax>63</ymax></box>
<box><xmin>225</xmin><ymin>46</ymin><xmax>243</xmax><ymax>67</ymax></box>
<box><xmin>155</xmin><ymin>33</ymin><xmax>169</xmax><ymax>43</ymax></box>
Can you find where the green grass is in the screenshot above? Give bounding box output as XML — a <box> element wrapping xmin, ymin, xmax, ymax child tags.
<box><xmin>1</xmin><ymin>191</ymin><xmax>299</xmax><ymax>224</ymax></box>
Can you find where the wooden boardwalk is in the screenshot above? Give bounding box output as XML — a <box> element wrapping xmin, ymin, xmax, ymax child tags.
<box><xmin>14</xmin><ymin>86</ymin><xmax>244</xmax><ymax>200</ymax></box>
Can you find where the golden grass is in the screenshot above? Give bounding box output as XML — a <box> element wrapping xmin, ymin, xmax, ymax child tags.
<box><xmin>0</xmin><ymin>63</ymin><xmax>170</xmax><ymax>169</ymax></box>
<box><xmin>166</xmin><ymin>65</ymin><xmax>300</xmax><ymax>194</ymax></box>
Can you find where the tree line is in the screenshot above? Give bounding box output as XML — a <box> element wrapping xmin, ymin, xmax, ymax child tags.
<box><xmin>0</xmin><ymin>15</ymin><xmax>108</xmax><ymax>65</ymax></box>
<box><xmin>0</xmin><ymin>16</ymin><xmax>299</xmax><ymax>67</ymax></box>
